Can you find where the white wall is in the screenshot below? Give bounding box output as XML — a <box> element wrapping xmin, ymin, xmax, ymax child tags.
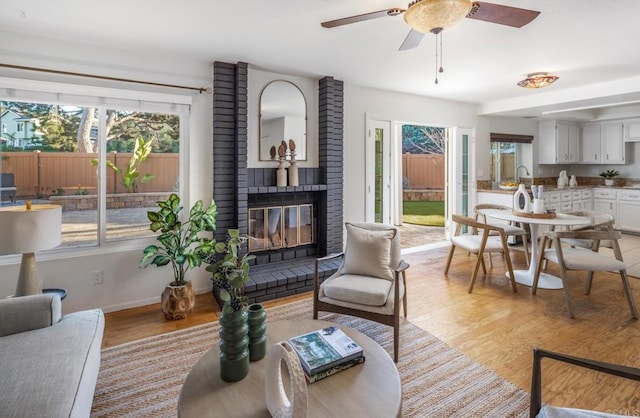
<box><xmin>343</xmin><ymin>84</ymin><xmax>477</xmax><ymax>223</ymax></box>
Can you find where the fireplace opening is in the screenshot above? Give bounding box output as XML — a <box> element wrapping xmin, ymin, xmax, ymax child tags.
<box><xmin>248</xmin><ymin>204</ymin><xmax>315</xmax><ymax>252</ymax></box>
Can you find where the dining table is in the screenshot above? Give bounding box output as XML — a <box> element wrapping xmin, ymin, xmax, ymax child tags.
<box><xmin>478</xmin><ymin>208</ymin><xmax>591</xmax><ymax>290</ymax></box>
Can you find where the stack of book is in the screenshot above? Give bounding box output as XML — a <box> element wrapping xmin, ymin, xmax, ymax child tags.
<box><xmin>288</xmin><ymin>325</ymin><xmax>365</xmax><ymax>383</ymax></box>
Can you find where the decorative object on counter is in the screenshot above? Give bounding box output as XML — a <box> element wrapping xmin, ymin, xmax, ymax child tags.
<box><xmin>265</xmin><ymin>341</ymin><xmax>308</xmax><ymax>418</ymax></box>
<box><xmin>513</xmin><ymin>183</ymin><xmax>531</xmax><ymax>212</ymax></box>
<box><xmin>288</xmin><ymin>139</ymin><xmax>299</xmax><ymax>187</ymax></box>
<box><xmin>557</xmin><ymin>170</ymin><xmax>568</xmax><ymax>189</ymax></box>
<box><xmin>247</xmin><ymin>303</ymin><xmax>267</xmax><ymax>362</ymax></box>
<box><xmin>569</xmin><ymin>175</ymin><xmax>577</xmax><ymax>188</ymax></box>
<box><xmin>277</xmin><ymin>141</ymin><xmax>288</xmax><ymax>187</ymax></box>
<box><xmin>498</xmin><ymin>181</ymin><xmax>518</xmax><ymax>191</ymax></box>
<box><xmin>531</xmin><ymin>185</ymin><xmax>545</xmax><ymax>214</ymax></box>
<box><xmin>600</xmin><ymin>169</ymin><xmax>620</xmax><ymax>187</ymax></box>
<box><xmin>270</xmin><ymin>146</ymin><xmax>277</xmax><ymax>160</ymax></box>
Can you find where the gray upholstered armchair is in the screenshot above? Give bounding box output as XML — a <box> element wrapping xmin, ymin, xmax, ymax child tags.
<box><xmin>313</xmin><ymin>222</ymin><xmax>409</xmax><ymax>362</ymax></box>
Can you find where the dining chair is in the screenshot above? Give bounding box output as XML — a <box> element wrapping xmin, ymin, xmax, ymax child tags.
<box><xmin>313</xmin><ymin>222</ymin><xmax>410</xmax><ymax>362</ymax></box>
<box><xmin>444</xmin><ymin>214</ymin><xmax>518</xmax><ymax>293</ymax></box>
<box><xmin>474</xmin><ymin>203</ymin><xmax>530</xmax><ymax>266</ymax></box>
<box><xmin>532</xmin><ymin>229</ymin><xmax>638</xmax><ymax>319</ymax></box>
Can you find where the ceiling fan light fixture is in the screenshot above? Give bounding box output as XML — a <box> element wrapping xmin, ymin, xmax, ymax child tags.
<box><xmin>517</xmin><ymin>72</ymin><xmax>559</xmax><ymax>89</ymax></box>
<box><xmin>404</xmin><ymin>0</ymin><xmax>473</xmax><ymax>34</ymax></box>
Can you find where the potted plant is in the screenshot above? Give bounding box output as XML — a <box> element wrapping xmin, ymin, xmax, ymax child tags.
<box><xmin>600</xmin><ymin>169</ymin><xmax>620</xmax><ymax>187</ymax></box>
<box><xmin>206</xmin><ymin>229</ymin><xmax>256</xmax><ymax>382</ymax></box>
<box><xmin>140</xmin><ymin>193</ymin><xmax>217</xmax><ymax>320</ymax></box>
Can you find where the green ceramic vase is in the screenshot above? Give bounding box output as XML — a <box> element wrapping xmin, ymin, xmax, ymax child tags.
<box><xmin>219</xmin><ymin>307</ymin><xmax>250</xmax><ymax>382</ymax></box>
<box><xmin>247</xmin><ymin>303</ymin><xmax>267</xmax><ymax>361</ymax></box>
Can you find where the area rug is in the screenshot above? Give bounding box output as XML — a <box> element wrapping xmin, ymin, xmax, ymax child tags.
<box><xmin>91</xmin><ymin>299</ymin><xmax>529</xmax><ymax>417</ymax></box>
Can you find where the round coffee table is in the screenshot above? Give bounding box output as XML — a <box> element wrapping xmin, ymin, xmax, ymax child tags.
<box><xmin>178</xmin><ymin>319</ymin><xmax>402</xmax><ymax>417</ymax></box>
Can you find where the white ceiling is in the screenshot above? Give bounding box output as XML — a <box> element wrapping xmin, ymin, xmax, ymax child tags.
<box><xmin>2</xmin><ymin>0</ymin><xmax>640</xmax><ymax>120</ymax></box>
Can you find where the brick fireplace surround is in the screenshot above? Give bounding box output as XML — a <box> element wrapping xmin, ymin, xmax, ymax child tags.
<box><xmin>212</xmin><ymin>62</ymin><xmax>344</xmax><ymax>305</ymax></box>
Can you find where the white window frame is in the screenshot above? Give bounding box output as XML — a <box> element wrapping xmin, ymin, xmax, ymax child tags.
<box><xmin>0</xmin><ymin>76</ymin><xmax>192</xmax><ymax>260</ymax></box>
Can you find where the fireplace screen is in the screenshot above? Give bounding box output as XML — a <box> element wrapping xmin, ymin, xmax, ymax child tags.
<box><xmin>248</xmin><ymin>204</ymin><xmax>314</xmax><ymax>252</ymax></box>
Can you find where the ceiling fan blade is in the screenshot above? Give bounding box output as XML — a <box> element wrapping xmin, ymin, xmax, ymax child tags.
<box><xmin>399</xmin><ymin>29</ymin><xmax>425</xmax><ymax>51</ymax></box>
<box><xmin>466</xmin><ymin>2</ymin><xmax>540</xmax><ymax>28</ymax></box>
<box><xmin>321</xmin><ymin>8</ymin><xmax>405</xmax><ymax>28</ymax></box>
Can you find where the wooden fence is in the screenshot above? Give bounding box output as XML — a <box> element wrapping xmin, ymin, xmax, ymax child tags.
<box><xmin>402</xmin><ymin>153</ymin><xmax>445</xmax><ymax>189</ymax></box>
<box><xmin>0</xmin><ymin>151</ymin><xmax>179</xmax><ymax>198</ymax></box>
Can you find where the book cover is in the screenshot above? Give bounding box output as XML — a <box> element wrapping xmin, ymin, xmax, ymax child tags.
<box><xmin>288</xmin><ymin>325</ymin><xmax>364</xmax><ymax>375</ymax></box>
<box><xmin>306</xmin><ymin>355</ymin><xmax>366</xmax><ymax>384</ymax></box>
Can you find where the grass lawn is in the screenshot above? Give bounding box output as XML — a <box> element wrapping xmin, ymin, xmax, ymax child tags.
<box><xmin>403</xmin><ymin>201</ymin><xmax>445</xmax><ymax>227</ymax></box>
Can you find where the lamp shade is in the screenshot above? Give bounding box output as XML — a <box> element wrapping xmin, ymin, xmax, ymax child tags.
<box><xmin>0</xmin><ymin>204</ymin><xmax>62</xmax><ymax>254</ymax></box>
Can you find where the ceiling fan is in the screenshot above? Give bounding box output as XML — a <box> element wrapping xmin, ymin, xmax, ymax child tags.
<box><xmin>321</xmin><ymin>0</ymin><xmax>540</xmax><ymax>51</ymax></box>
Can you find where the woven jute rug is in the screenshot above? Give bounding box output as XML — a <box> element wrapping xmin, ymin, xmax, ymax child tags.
<box><xmin>91</xmin><ymin>298</ymin><xmax>529</xmax><ymax>417</ymax></box>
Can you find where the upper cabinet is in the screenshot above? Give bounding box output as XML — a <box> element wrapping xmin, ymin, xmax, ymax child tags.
<box><xmin>539</xmin><ymin>120</ymin><xmax>579</xmax><ymax>164</ymax></box>
<box><xmin>578</xmin><ymin>121</ymin><xmax>625</xmax><ymax>164</ymax></box>
<box><xmin>623</xmin><ymin>118</ymin><xmax>640</xmax><ymax>142</ymax></box>
<box><xmin>601</xmin><ymin>122</ymin><xmax>624</xmax><ymax>163</ymax></box>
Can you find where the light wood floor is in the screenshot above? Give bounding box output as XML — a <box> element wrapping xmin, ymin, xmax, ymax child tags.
<box><xmin>103</xmin><ymin>247</ymin><xmax>640</xmax><ymax>414</ymax></box>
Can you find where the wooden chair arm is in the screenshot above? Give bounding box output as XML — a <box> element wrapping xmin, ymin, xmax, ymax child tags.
<box><xmin>395</xmin><ymin>260</ymin><xmax>410</xmax><ymax>274</ymax></box>
<box><xmin>316</xmin><ymin>252</ymin><xmax>344</xmax><ymax>262</ymax></box>
<box><xmin>545</xmin><ymin>229</ymin><xmax>621</xmax><ymax>241</ymax></box>
<box><xmin>530</xmin><ymin>348</ymin><xmax>640</xmax><ymax>418</ymax></box>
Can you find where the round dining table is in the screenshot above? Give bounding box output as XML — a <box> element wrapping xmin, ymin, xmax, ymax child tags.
<box><xmin>478</xmin><ymin>208</ymin><xmax>591</xmax><ymax>290</ymax></box>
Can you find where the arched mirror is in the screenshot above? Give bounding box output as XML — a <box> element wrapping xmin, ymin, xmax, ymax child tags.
<box><xmin>259</xmin><ymin>80</ymin><xmax>307</xmax><ymax>161</ymax></box>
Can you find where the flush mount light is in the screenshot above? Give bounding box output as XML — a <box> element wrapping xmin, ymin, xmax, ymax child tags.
<box><xmin>517</xmin><ymin>72</ymin><xmax>559</xmax><ymax>89</ymax></box>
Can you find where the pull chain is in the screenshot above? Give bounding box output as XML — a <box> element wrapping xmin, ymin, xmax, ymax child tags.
<box><xmin>432</xmin><ymin>28</ymin><xmax>444</xmax><ymax>85</ymax></box>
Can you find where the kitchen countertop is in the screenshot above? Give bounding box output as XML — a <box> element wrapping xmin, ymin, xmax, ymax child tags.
<box><xmin>478</xmin><ymin>185</ymin><xmax>636</xmax><ymax>194</ymax></box>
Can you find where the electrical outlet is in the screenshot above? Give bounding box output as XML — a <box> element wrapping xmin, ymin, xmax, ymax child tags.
<box><xmin>92</xmin><ymin>270</ymin><xmax>103</xmax><ymax>285</ymax></box>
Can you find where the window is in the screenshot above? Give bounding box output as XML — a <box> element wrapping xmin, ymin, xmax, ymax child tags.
<box><xmin>0</xmin><ymin>82</ymin><xmax>190</xmax><ymax>251</ymax></box>
<box><xmin>1</xmin><ymin>123</ymin><xmax>6</xmax><ymax>133</ymax></box>
<box><xmin>16</xmin><ymin>122</ymin><xmax>23</xmax><ymax>132</ymax></box>
<box><xmin>489</xmin><ymin>133</ymin><xmax>533</xmax><ymax>186</ymax></box>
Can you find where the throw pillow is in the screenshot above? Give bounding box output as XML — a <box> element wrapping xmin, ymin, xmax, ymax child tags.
<box><xmin>341</xmin><ymin>223</ymin><xmax>396</xmax><ymax>281</ymax></box>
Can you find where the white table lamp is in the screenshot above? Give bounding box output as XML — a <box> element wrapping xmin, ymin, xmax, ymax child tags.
<box><xmin>0</xmin><ymin>202</ymin><xmax>62</xmax><ymax>296</ymax></box>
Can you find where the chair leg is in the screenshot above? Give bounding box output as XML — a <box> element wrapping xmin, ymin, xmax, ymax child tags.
<box><xmin>444</xmin><ymin>244</ymin><xmax>456</xmax><ymax>275</ymax></box>
<box><xmin>620</xmin><ymin>270</ymin><xmax>639</xmax><ymax>319</ymax></box>
<box><xmin>584</xmin><ymin>271</ymin><xmax>594</xmax><ymax>295</ymax></box>
<box><xmin>468</xmin><ymin>250</ymin><xmax>485</xmax><ymax>293</ymax></box>
<box><xmin>393</xmin><ymin>311</ymin><xmax>400</xmax><ymax>363</ymax></box>
<box><xmin>402</xmin><ymin>270</ymin><xmax>408</xmax><ymax>318</ymax></box>
<box><xmin>500</xmin><ymin>235</ymin><xmax>518</xmax><ymax>293</ymax></box>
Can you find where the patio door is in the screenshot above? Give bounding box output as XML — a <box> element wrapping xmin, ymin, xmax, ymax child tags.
<box><xmin>365</xmin><ymin>119</ymin><xmax>392</xmax><ymax>224</ymax></box>
<box><xmin>446</xmin><ymin>128</ymin><xmax>474</xmax><ymax>238</ymax></box>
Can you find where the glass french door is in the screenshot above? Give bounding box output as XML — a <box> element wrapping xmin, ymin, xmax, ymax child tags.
<box><xmin>366</xmin><ymin>119</ymin><xmax>391</xmax><ymax>224</ymax></box>
<box><xmin>446</xmin><ymin>128</ymin><xmax>474</xmax><ymax>237</ymax></box>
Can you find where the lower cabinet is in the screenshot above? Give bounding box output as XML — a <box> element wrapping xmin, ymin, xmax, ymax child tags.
<box><xmin>618</xmin><ymin>190</ymin><xmax>640</xmax><ymax>233</ymax></box>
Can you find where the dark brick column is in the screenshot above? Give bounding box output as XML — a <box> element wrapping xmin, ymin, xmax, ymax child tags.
<box><xmin>213</xmin><ymin>61</ymin><xmax>248</xmax><ymax>244</ymax></box>
<box><xmin>318</xmin><ymin>76</ymin><xmax>344</xmax><ymax>255</ymax></box>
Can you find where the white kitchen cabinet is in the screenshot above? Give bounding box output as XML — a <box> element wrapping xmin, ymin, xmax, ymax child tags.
<box><xmin>580</xmin><ymin>123</ymin><xmax>601</xmax><ymax>163</ymax></box>
<box><xmin>593</xmin><ymin>188</ymin><xmax>617</xmax><ymax>224</ymax></box>
<box><xmin>601</xmin><ymin>122</ymin><xmax>625</xmax><ymax>163</ymax></box>
<box><xmin>582</xmin><ymin>189</ymin><xmax>593</xmax><ymax>211</ymax></box>
<box><xmin>623</xmin><ymin>118</ymin><xmax>640</xmax><ymax>142</ymax></box>
<box><xmin>618</xmin><ymin>190</ymin><xmax>640</xmax><ymax>233</ymax></box>
<box><xmin>579</xmin><ymin>122</ymin><xmax>625</xmax><ymax>164</ymax></box>
<box><xmin>539</xmin><ymin>121</ymin><xmax>579</xmax><ymax>164</ymax></box>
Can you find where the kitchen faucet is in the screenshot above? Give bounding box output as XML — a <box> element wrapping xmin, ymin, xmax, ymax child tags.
<box><xmin>516</xmin><ymin>165</ymin><xmax>530</xmax><ymax>184</ymax></box>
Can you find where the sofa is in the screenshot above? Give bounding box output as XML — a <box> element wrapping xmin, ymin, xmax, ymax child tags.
<box><xmin>0</xmin><ymin>294</ymin><xmax>105</xmax><ymax>417</ymax></box>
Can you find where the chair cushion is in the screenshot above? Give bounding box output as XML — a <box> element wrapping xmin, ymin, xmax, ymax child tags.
<box><xmin>341</xmin><ymin>223</ymin><xmax>396</xmax><ymax>281</ymax></box>
<box><xmin>322</xmin><ymin>274</ymin><xmax>393</xmax><ymax>307</ymax></box>
<box><xmin>451</xmin><ymin>235</ymin><xmax>504</xmax><ymax>253</ymax></box>
<box><xmin>543</xmin><ymin>248</ymin><xmax>626</xmax><ymax>271</ymax></box>
<box><xmin>538</xmin><ymin>405</ymin><xmax>634</xmax><ymax>418</ymax></box>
